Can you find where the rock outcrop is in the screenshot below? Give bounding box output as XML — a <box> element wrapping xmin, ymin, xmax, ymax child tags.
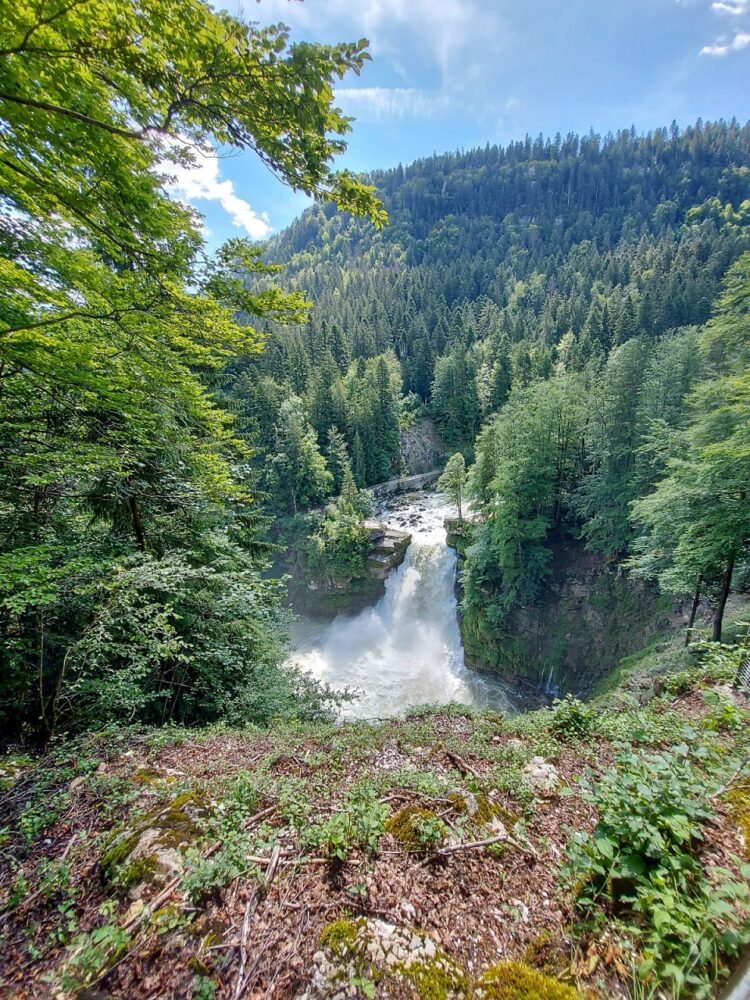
<box><xmin>400</xmin><ymin>417</ymin><xmax>445</xmax><ymax>474</ymax></box>
<box><xmin>446</xmin><ymin>526</ymin><xmax>676</xmax><ymax>700</ymax></box>
<box><xmin>362</xmin><ymin>519</ymin><xmax>411</xmax><ymax>580</ymax></box>
<box><xmin>286</xmin><ymin>519</ymin><xmax>412</xmax><ymax>616</ymax></box>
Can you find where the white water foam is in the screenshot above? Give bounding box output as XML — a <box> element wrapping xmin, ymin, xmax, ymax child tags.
<box><xmin>286</xmin><ymin>491</ymin><xmax>516</xmax><ymax>719</ymax></box>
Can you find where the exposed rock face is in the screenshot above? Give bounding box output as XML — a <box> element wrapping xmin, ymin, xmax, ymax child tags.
<box><xmin>400</xmin><ymin>417</ymin><xmax>445</xmax><ymax>474</ymax></box>
<box><xmin>447</xmin><ymin>528</ymin><xmax>675</xmax><ymax>699</ymax></box>
<box><xmin>363</xmin><ymin>520</ymin><xmax>411</xmax><ymax>579</ymax></box>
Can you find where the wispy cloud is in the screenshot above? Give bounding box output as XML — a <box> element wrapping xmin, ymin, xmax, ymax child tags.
<box><xmin>258</xmin><ymin>0</ymin><xmax>510</xmax><ymax>99</ymax></box>
<box><xmin>700</xmin><ymin>29</ymin><xmax>750</xmax><ymax>54</ymax></box>
<box><xmin>162</xmin><ymin>146</ymin><xmax>272</xmax><ymax>240</ymax></box>
<box><xmin>336</xmin><ymin>87</ymin><xmax>450</xmax><ymax>121</ymax></box>
<box><xmin>711</xmin><ymin>0</ymin><xmax>749</xmax><ymax>14</ymax></box>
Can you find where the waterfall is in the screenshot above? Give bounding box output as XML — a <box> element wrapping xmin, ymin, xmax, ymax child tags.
<box><xmin>286</xmin><ymin>491</ymin><xmax>516</xmax><ymax>719</ymax></box>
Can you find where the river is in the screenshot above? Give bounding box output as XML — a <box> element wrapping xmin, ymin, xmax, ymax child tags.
<box><xmin>285</xmin><ymin>490</ymin><xmax>520</xmax><ymax>719</ymax></box>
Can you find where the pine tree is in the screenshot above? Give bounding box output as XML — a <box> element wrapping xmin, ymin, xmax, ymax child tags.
<box><xmin>326</xmin><ymin>427</ymin><xmax>352</xmax><ymax>493</ymax></box>
<box><xmin>272</xmin><ymin>397</ymin><xmax>332</xmax><ymax>514</ymax></box>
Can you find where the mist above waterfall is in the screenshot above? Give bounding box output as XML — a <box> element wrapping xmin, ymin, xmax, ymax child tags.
<box><xmin>286</xmin><ymin>491</ymin><xmax>516</xmax><ymax>719</ymax></box>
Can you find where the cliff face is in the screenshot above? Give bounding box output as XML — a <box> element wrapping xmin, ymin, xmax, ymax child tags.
<box><xmin>449</xmin><ymin>527</ymin><xmax>677</xmax><ymax>697</ymax></box>
<box><xmin>400</xmin><ymin>418</ymin><xmax>445</xmax><ymax>475</ymax></box>
<box><xmin>286</xmin><ymin>520</ymin><xmax>411</xmax><ymax>616</ymax></box>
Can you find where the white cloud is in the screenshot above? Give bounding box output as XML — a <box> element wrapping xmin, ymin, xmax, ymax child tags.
<box><xmin>257</xmin><ymin>0</ymin><xmax>510</xmax><ymax>95</ymax></box>
<box><xmin>336</xmin><ymin>87</ymin><xmax>450</xmax><ymax>121</ymax></box>
<box><xmin>700</xmin><ymin>29</ymin><xmax>750</xmax><ymax>53</ymax></box>
<box><xmin>162</xmin><ymin>146</ymin><xmax>272</xmax><ymax>240</ymax></box>
<box><xmin>701</xmin><ymin>0</ymin><xmax>750</xmax><ymax>55</ymax></box>
<box><xmin>711</xmin><ymin>0</ymin><xmax>749</xmax><ymax>14</ymax></box>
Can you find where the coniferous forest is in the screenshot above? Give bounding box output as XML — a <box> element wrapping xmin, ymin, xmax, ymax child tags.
<box><xmin>237</xmin><ymin>121</ymin><xmax>750</xmax><ymax>679</ymax></box>
<box><xmin>2</xmin><ymin>3</ymin><xmax>750</xmax><ymax>998</ymax></box>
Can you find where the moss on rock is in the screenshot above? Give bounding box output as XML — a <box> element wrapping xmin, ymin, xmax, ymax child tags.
<box><xmin>726</xmin><ymin>786</ymin><xmax>750</xmax><ymax>859</ymax></box>
<box><xmin>132</xmin><ymin>766</ymin><xmax>180</xmax><ymax>786</ymax></box>
<box><xmin>100</xmin><ymin>790</ymin><xmax>210</xmax><ymax>891</ymax></box>
<box><xmin>449</xmin><ymin>791</ymin><xmax>517</xmax><ymax>830</ymax></box>
<box><xmin>522</xmin><ymin>931</ymin><xmax>571</xmax><ymax>979</ymax></box>
<box><xmin>319</xmin><ymin>917</ymin><xmax>362</xmax><ymax>955</ymax></box>
<box><xmin>399</xmin><ymin>956</ymin><xmax>468</xmax><ymax>999</ymax></box>
<box><xmin>477</xmin><ymin>961</ymin><xmax>579</xmax><ymax>999</ymax></box>
<box><xmin>313</xmin><ymin>918</ymin><xmax>467</xmax><ymax>999</ymax></box>
<box><xmin>0</xmin><ymin>755</ymin><xmax>32</xmax><ymax>791</ymax></box>
<box><xmin>385</xmin><ymin>805</ymin><xmax>447</xmax><ymax>851</ymax></box>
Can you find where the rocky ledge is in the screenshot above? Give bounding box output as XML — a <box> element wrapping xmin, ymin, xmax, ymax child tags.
<box><xmin>362</xmin><ymin>519</ymin><xmax>411</xmax><ymax>580</ymax></box>
<box><xmin>444</xmin><ymin>515</ymin><xmax>480</xmax><ymax>557</ymax></box>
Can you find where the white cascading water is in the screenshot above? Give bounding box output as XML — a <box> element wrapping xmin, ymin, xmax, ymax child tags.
<box><xmin>286</xmin><ymin>491</ymin><xmax>516</xmax><ymax>719</ymax></box>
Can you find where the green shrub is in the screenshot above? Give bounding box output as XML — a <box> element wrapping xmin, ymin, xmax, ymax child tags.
<box><xmin>549</xmin><ymin>695</ymin><xmax>598</xmax><ymax>740</ymax></box>
<box><xmin>305</xmin><ymin>785</ymin><xmax>389</xmax><ymax>861</ymax></box>
<box><xmin>565</xmin><ymin>747</ymin><xmax>750</xmax><ymax>998</ymax></box>
<box><xmin>304</xmin><ymin>512</ymin><xmax>371</xmax><ymax>579</ymax></box>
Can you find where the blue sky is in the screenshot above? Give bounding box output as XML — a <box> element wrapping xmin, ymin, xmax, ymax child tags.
<box><xmin>166</xmin><ymin>0</ymin><xmax>750</xmax><ymax>249</ymax></box>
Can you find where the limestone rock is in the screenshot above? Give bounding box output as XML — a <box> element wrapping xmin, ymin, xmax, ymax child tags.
<box><xmin>523</xmin><ymin>756</ymin><xmax>560</xmax><ymax>793</ymax></box>
<box><xmin>299</xmin><ymin>917</ymin><xmax>466</xmax><ymax>999</ymax></box>
<box><xmin>366</xmin><ymin>526</ymin><xmax>411</xmax><ymax>579</ymax></box>
<box><xmin>100</xmin><ymin>791</ymin><xmax>210</xmax><ymax>898</ymax></box>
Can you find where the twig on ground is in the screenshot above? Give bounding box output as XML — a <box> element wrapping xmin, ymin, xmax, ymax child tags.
<box><xmin>234</xmin><ymin>845</ymin><xmax>282</xmax><ymax>999</ymax></box>
<box><xmin>437</xmin><ymin>831</ymin><xmax>538</xmax><ymax>859</ymax></box>
<box><xmin>710</xmin><ymin>753</ymin><xmax>750</xmax><ymax>801</ymax></box>
<box><xmin>445</xmin><ymin>749</ymin><xmax>481</xmax><ymax>780</ymax></box>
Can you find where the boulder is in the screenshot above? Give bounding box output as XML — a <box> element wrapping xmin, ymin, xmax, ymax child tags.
<box><xmin>362</xmin><ymin>519</ymin><xmax>386</xmax><ymax>541</ymax></box>
<box><xmin>523</xmin><ymin>756</ymin><xmax>560</xmax><ymax>793</ymax></box>
<box><xmin>101</xmin><ymin>791</ymin><xmax>210</xmax><ymax>898</ymax></box>
<box><xmin>366</xmin><ymin>526</ymin><xmax>411</xmax><ymax>579</ymax></box>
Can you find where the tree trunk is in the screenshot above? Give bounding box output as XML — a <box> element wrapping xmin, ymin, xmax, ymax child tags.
<box><xmin>685</xmin><ymin>576</ymin><xmax>702</xmax><ymax>646</ymax></box>
<box><xmin>37</xmin><ymin>609</ymin><xmax>51</xmax><ymax>743</ymax></box>
<box><xmin>712</xmin><ymin>553</ymin><xmax>736</xmax><ymax>643</ymax></box>
<box><xmin>129</xmin><ymin>495</ymin><xmax>146</xmax><ymax>552</ymax></box>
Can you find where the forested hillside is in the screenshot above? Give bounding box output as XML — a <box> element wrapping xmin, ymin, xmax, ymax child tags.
<box><xmin>245</xmin><ymin>121</ymin><xmax>750</xmax><ymax>683</ymax></box>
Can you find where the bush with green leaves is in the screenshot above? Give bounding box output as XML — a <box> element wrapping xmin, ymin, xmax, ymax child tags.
<box><xmin>57</xmin><ymin>902</ymin><xmax>132</xmax><ymax>992</ymax></box>
<box><xmin>302</xmin><ymin>508</ymin><xmax>373</xmax><ymax>584</ymax></box>
<box><xmin>565</xmin><ymin>746</ymin><xmax>750</xmax><ymax>998</ymax></box>
<box><xmin>549</xmin><ymin>694</ymin><xmax>598</xmax><ymax>740</ymax></box>
<box><xmin>305</xmin><ymin>785</ymin><xmax>389</xmax><ymax>862</ymax></box>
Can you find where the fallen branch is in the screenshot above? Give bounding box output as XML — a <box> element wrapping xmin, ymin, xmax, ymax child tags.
<box><xmin>710</xmin><ymin>754</ymin><xmax>750</xmax><ymax>802</ymax></box>
<box><xmin>437</xmin><ymin>831</ymin><xmax>538</xmax><ymax>859</ymax></box>
<box><xmin>445</xmin><ymin>749</ymin><xmax>481</xmax><ymax>780</ymax></box>
<box><xmin>234</xmin><ymin>843</ymin><xmax>282</xmax><ymax>999</ymax></box>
